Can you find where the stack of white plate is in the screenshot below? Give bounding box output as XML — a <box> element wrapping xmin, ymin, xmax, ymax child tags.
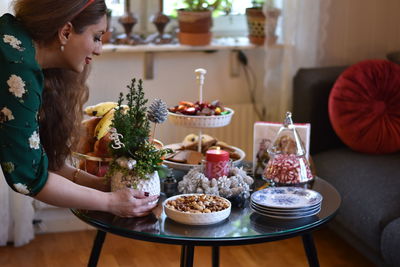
<box><xmin>250</xmin><ymin>187</ymin><xmax>323</xmax><ymax>219</ymax></box>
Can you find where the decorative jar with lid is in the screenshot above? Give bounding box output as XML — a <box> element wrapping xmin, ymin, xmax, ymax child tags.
<box><xmin>263</xmin><ymin>112</ymin><xmax>313</xmax><ymax>185</ymax></box>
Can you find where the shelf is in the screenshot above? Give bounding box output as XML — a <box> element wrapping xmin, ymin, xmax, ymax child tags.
<box><xmin>101</xmin><ymin>37</ymin><xmax>258</xmax><ymax>53</ymax></box>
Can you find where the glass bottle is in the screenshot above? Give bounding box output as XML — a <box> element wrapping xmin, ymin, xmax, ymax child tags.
<box><xmin>263</xmin><ymin>112</ymin><xmax>313</xmax><ymax>185</ymax></box>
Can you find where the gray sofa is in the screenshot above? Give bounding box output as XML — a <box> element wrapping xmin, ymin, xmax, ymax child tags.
<box><xmin>292</xmin><ymin>66</ymin><xmax>400</xmax><ymax>266</ymax></box>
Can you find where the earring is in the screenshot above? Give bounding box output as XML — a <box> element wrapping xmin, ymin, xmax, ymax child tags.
<box><xmin>60</xmin><ymin>45</ymin><xmax>64</xmax><ymax>52</ymax></box>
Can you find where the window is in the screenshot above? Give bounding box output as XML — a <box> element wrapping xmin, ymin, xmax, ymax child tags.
<box><xmin>105</xmin><ymin>0</ymin><xmax>125</xmax><ymax>17</ymax></box>
<box><xmin>161</xmin><ymin>0</ymin><xmax>254</xmax><ymax>37</ymax></box>
<box><xmin>163</xmin><ymin>0</ymin><xmax>254</xmax><ymax>16</ymax></box>
<box><xmin>106</xmin><ymin>0</ymin><xmax>283</xmax><ymax>39</ymax></box>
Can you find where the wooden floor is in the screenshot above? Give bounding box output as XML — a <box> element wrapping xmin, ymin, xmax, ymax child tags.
<box><xmin>0</xmin><ymin>228</ymin><xmax>375</xmax><ymax>267</ymax></box>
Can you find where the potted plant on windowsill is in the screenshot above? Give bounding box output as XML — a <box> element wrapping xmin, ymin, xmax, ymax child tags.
<box><xmin>177</xmin><ymin>0</ymin><xmax>231</xmax><ymax>46</ymax></box>
<box><xmin>102</xmin><ymin>8</ymin><xmax>113</xmax><ymax>44</ymax></box>
<box><xmin>106</xmin><ymin>79</ymin><xmax>171</xmax><ymax>196</ymax></box>
<box><xmin>246</xmin><ymin>0</ymin><xmax>281</xmax><ymax>45</ymax></box>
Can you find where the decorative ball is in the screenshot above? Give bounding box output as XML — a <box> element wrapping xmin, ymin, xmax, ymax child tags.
<box><xmin>148</xmin><ymin>99</ymin><xmax>168</xmax><ymax>124</ymax></box>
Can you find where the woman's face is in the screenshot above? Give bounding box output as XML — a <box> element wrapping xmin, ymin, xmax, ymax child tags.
<box><xmin>62</xmin><ymin>15</ymin><xmax>107</xmax><ymax>73</ymax></box>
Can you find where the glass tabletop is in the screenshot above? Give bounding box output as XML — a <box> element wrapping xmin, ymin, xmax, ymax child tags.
<box><xmin>71</xmin><ymin>177</ymin><xmax>341</xmax><ymax>246</ymax></box>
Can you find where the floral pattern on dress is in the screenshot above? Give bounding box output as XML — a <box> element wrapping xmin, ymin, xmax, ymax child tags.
<box><xmin>0</xmin><ymin>15</ymin><xmax>47</xmax><ymax>197</ymax></box>
<box><xmin>3</xmin><ymin>34</ymin><xmax>24</xmax><ymax>51</ymax></box>
<box><xmin>14</xmin><ymin>183</ymin><xmax>30</xmax><ymax>195</ymax></box>
<box><xmin>7</xmin><ymin>74</ymin><xmax>26</xmax><ymax>98</ymax></box>
<box><xmin>1</xmin><ymin>162</ymin><xmax>15</xmax><ymax>173</ymax></box>
<box><xmin>0</xmin><ymin>107</ymin><xmax>15</xmax><ymax>123</ymax></box>
<box><xmin>29</xmin><ymin>131</ymin><xmax>40</xmax><ymax>150</ymax></box>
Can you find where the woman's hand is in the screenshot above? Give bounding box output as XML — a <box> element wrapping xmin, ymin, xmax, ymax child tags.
<box><xmin>107</xmin><ymin>188</ymin><xmax>159</xmax><ymax>218</ymax></box>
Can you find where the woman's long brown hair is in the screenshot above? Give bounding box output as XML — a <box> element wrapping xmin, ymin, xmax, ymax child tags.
<box><xmin>13</xmin><ymin>0</ymin><xmax>107</xmax><ymax>170</ymax></box>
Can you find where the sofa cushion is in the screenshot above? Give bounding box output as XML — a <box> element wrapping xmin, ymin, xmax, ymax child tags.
<box><xmin>293</xmin><ymin>67</ymin><xmax>347</xmax><ymax>155</ymax></box>
<box><xmin>381</xmin><ymin>217</ymin><xmax>400</xmax><ymax>266</ymax></box>
<box><xmin>328</xmin><ymin>59</ymin><xmax>400</xmax><ymax>154</ymax></box>
<box><xmin>313</xmin><ymin>148</ymin><xmax>400</xmax><ymax>255</ymax></box>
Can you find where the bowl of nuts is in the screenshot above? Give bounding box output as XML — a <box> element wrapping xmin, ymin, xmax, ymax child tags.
<box><xmin>163</xmin><ymin>194</ymin><xmax>231</xmax><ymax>225</ymax></box>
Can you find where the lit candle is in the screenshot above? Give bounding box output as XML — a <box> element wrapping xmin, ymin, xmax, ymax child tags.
<box><xmin>205</xmin><ymin>149</ymin><xmax>230</xmax><ymax>179</ymax></box>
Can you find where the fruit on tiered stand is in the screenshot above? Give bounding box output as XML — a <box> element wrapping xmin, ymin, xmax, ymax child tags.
<box><xmin>167</xmin><ymin>101</ymin><xmax>234</xmax><ymax>128</ymax></box>
<box><xmin>168</xmin><ymin>100</ymin><xmax>230</xmax><ymax>116</ymax></box>
<box><xmin>74</xmin><ymin>102</ymin><xmax>124</xmax><ymax>177</ymax></box>
<box><xmin>168</xmin><ymin>68</ymin><xmax>234</xmax><ymax>129</ymax></box>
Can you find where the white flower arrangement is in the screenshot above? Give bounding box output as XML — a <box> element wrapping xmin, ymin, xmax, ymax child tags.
<box><xmin>3</xmin><ymin>34</ymin><xmax>24</xmax><ymax>51</ymax></box>
<box><xmin>14</xmin><ymin>183</ymin><xmax>30</xmax><ymax>195</ymax></box>
<box><xmin>178</xmin><ymin>166</ymin><xmax>254</xmax><ymax>199</ymax></box>
<box><xmin>7</xmin><ymin>74</ymin><xmax>26</xmax><ymax>98</ymax></box>
<box><xmin>0</xmin><ymin>107</ymin><xmax>14</xmax><ymax>123</ymax></box>
<box><xmin>29</xmin><ymin>131</ymin><xmax>40</xmax><ymax>150</ymax></box>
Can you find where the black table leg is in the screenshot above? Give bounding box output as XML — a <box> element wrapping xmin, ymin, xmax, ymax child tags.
<box><xmin>180</xmin><ymin>246</ymin><xmax>186</xmax><ymax>267</ymax></box>
<box><xmin>302</xmin><ymin>233</ymin><xmax>320</xmax><ymax>267</ymax></box>
<box><xmin>180</xmin><ymin>245</ymin><xmax>195</xmax><ymax>267</ymax></box>
<box><xmin>185</xmin><ymin>245</ymin><xmax>194</xmax><ymax>267</ymax></box>
<box><xmin>212</xmin><ymin>246</ymin><xmax>219</xmax><ymax>267</ymax></box>
<box><xmin>88</xmin><ymin>230</ymin><xmax>106</xmax><ymax>267</ymax></box>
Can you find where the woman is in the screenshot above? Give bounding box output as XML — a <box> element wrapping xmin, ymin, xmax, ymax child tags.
<box><xmin>0</xmin><ymin>0</ymin><xmax>158</xmax><ymax>217</ymax></box>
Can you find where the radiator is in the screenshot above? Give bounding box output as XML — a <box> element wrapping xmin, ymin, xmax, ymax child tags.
<box><xmin>160</xmin><ymin>103</ymin><xmax>259</xmax><ymax>160</ymax></box>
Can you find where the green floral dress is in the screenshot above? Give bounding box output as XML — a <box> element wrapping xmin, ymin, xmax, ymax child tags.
<box><xmin>0</xmin><ymin>14</ymin><xmax>49</xmax><ymax>196</ymax></box>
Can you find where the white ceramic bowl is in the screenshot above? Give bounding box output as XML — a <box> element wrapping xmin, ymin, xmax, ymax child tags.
<box><xmin>168</xmin><ymin>108</ymin><xmax>234</xmax><ymax>128</ymax></box>
<box><xmin>163</xmin><ymin>194</ymin><xmax>231</xmax><ymax>225</ymax></box>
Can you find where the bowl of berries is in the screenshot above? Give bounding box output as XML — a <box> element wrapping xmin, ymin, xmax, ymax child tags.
<box><xmin>168</xmin><ymin>100</ymin><xmax>234</xmax><ymax>128</ymax></box>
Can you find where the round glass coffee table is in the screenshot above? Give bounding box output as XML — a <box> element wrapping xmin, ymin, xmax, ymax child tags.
<box><xmin>72</xmin><ymin>177</ymin><xmax>340</xmax><ymax>267</ymax></box>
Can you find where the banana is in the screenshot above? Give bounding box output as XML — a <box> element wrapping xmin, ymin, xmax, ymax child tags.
<box><xmin>94</xmin><ymin>108</ymin><xmax>115</xmax><ymax>140</ymax></box>
<box><xmin>93</xmin><ymin>104</ymin><xmax>130</xmax><ymax>140</ymax></box>
<box><xmin>117</xmin><ymin>104</ymin><xmax>129</xmax><ymax>114</ymax></box>
<box><xmin>84</xmin><ymin>102</ymin><xmax>118</xmax><ymax>117</ymax></box>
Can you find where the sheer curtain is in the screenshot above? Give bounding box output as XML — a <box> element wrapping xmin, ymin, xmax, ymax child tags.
<box><xmin>262</xmin><ymin>0</ymin><xmax>331</xmax><ymax>121</ymax></box>
<box><xmin>263</xmin><ymin>0</ymin><xmax>400</xmax><ymax>122</ymax></box>
<box><xmin>0</xmin><ymin>170</ymin><xmax>35</xmax><ymax>247</ymax></box>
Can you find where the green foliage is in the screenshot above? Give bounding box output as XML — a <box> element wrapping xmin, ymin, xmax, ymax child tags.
<box><xmin>251</xmin><ymin>0</ymin><xmax>275</xmax><ymax>9</ymax></box>
<box><xmin>251</xmin><ymin>0</ymin><xmax>263</xmax><ymax>8</ymax></box>
<box><xmin>110</xmin><ymin>78</ymin><xmax>171</xmax><ymax>179</ymax></box>
<box><xmin>182</xmin><ymin>0</ymin><xmax>231</xmax><ymax>13</ymax></box>
<box><xmin>183</xmin><ymin>0</ymin><xmax>218</xmax><ymax>11</ymax></box>
<box><xmin>106</xmin><ymin>8</ymin><xmax>112</xmax><ymax>17</ymax></box>
<box><xmin>167</xmin><ymin>0</ymin><xmax>232</xmax><ymax>18</ymax></box>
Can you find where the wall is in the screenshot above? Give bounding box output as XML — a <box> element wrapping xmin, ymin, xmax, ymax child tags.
<box><xmin>86</xmin><ymin>48</ymin><xmax>265</xmax><ymax>147</ymax></box>
<box><xmin>318</xmin><ymin>0</ymin><xmax>400</xmax><ymax>66</ymax></box>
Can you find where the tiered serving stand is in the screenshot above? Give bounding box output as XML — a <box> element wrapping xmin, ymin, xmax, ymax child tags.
<box><xmin>165</xmin><ymin>68</ymin><xmax>240</xmax><ymax>170</ymax></box>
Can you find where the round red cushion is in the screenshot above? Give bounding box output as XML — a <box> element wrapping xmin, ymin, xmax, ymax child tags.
<box><xmin>329</xmin><ymin>59</ymin><xmax>400</xmax><ymax>154</ymax></box>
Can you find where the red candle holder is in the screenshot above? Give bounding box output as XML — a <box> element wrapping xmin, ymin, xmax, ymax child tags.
<box><xmin>204</xmin><ymin>149</ymin><xmax>230</xmax><ymax>179</ymax></box>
